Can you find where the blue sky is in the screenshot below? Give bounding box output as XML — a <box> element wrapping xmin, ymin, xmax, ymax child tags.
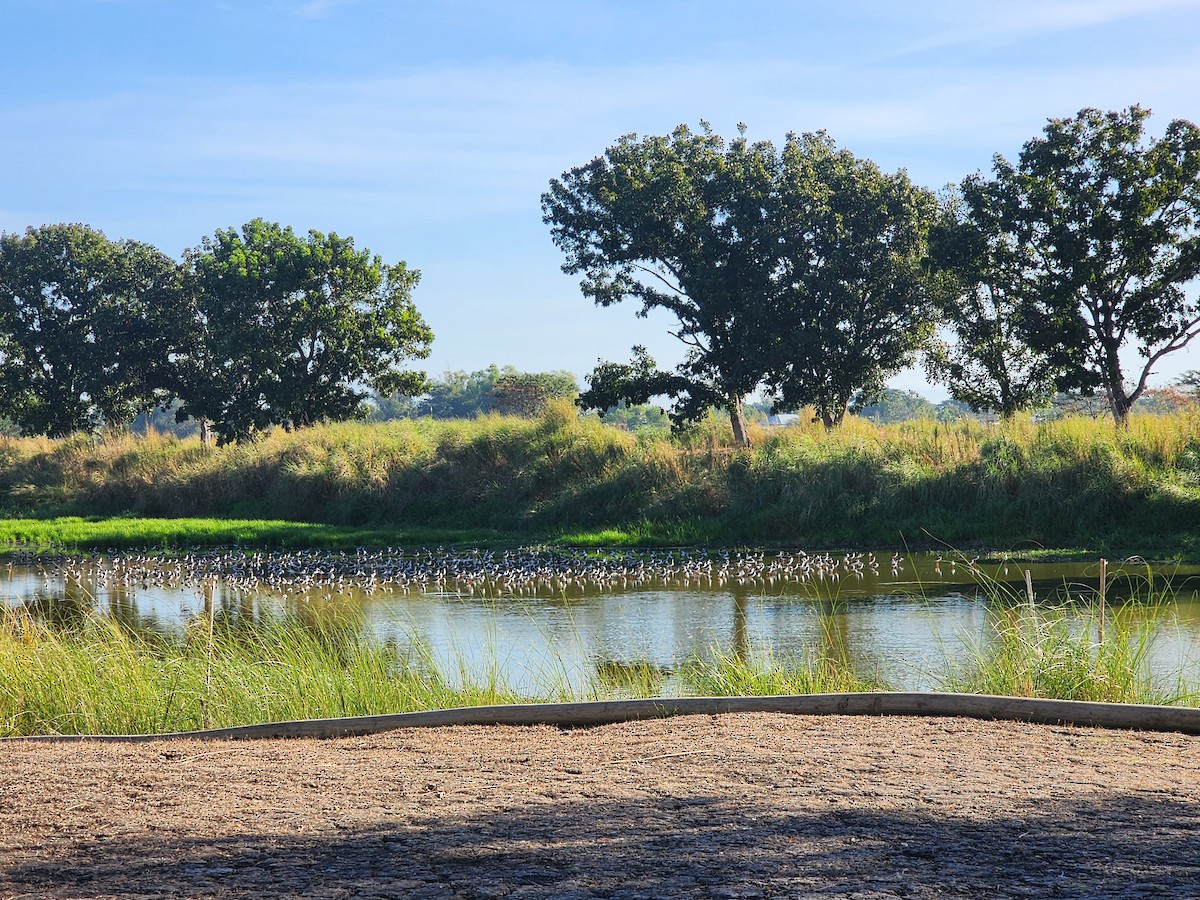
<box><xmin>3</xmin><ymin>0</ymin><xmax>1200</xmax><ymax>400</ymax></box>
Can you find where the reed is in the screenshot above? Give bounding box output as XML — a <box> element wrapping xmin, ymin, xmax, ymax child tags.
<box><xmin>0</xmin><ymin>608</ymin><xmax>884</xmax><ymax>736</ymax></box>
<box><xmin>3</xmin><ymin>562</ymin><xmax>1197</xmax><ymax>737</ymax></box>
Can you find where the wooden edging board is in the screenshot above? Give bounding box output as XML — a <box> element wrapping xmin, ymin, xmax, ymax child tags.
<box><xmin>5</xmin><ymin>692</ymin><xmax>1200</xmax><ymax>742</ymax></box>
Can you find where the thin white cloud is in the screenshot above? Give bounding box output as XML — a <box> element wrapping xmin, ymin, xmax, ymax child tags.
<box><xmin>6</xmin><ymin>50</ymin><xmax>1198</xmax><ymax>227</ymax></box>
<box><xmin>896</xmin><ymin>0</ymin><xmax>1200</xmax><ymax>55</ymax></box>
<box><xmin>286</xmin><ymin>0</ymin><xmax>355</xmax><ymax>19</ymax></box>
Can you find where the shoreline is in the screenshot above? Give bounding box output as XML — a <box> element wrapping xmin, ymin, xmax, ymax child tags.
<box><xmin>1</xmin><ymin>514</ymin><xmax>1197</xmax><ymax>562</ymax></box>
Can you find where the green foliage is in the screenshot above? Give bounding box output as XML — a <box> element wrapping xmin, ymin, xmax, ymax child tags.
<box><xmin>855</xmin><ymin>388</ymin><xmax>938</xmax><ymax>424</ymax></box>
<box><xmin>177</xmin><ymin>219</ymin><xmax>433</xmax><ymax>444</ymax></box>
<box><xmin>373</xmin><ymin>365</ymin><xmax>579</xmax><ymax>420</ymax></box>
<box><xmin>423</xmin><ymin>367</ymin><xmax>504</xmax><ymax>418</ymax></box>
<box><xmin>544</xmin><ymin>123</ymin><xmax>784</xmax><ymax>447</ymax></box>
<box><xmin>765</xmin><ymin>132</ymin><xmax>940</xmax><ymax>427</ymax></box>
<box><xmin>545</xmin><ymin>124</ymin><xmax>940</xmax><ymax>439</ymax></box>
<box><xmin>926</xmin><ymin>187</ymin><xmax>1073</xmax><ymax>417</ymax></box>
<box><xmin>0</xmin><ymin>224</ymin><xmax>187</xmax><ymax>437</ymax></box>
<box><xmin>0</xmin><ymin>610</ymin><xmax>532</xmax><ymax>736</ymax></box>
<box><xmin>593</xmin><ymin>400</ymin><xmax>670</xmax><ymax>433</ymax></box>
<box><xmin>968</xmin><ymin>107</ymin><xmax>1200</xmax><ymax>425</ymax></box>
<box><xmin>492</xmin><ymin>369</ymin><xmax>579</xmax><ymax>416</ymax></box>
<box><xmin>577</xmin><ymin>345</ymin><xmax>723</xmax><ymax>433</ymax></box>
<box><xmin>682</xmin><ymin>648</ymin><xmax>886</xmax><ymax>696</ymax></box>
<box><xmin>1174</xmin><ymin>370</ymin><xmax>1200</xmax><ymax>400</ymax></box>
<box><xmin>940</xmin><ymin>591</ymin><xmax>1191</xmax><ymax>705</ymax></box>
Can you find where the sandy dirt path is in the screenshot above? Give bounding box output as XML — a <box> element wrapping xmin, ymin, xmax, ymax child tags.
<box><xmin>1</xmin><ymin>713</ymin><xmax>1198</xmax><ymax>899</ymax></box>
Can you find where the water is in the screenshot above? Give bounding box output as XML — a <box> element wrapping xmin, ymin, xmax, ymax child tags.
<box><xmin>5</xmin><ymin>551</ymin><xmax>1200</xmax><ymax>694</ymax></box>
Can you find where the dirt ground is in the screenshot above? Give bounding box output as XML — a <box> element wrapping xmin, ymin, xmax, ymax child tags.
<box><xmin>1</xmin><ymin>713</ymin><xmax>1198</xmax><ymax>899</ymax></box>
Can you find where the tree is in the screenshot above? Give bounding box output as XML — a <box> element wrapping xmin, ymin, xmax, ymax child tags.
<box><xmin>591</xmin><ymin>399</ymin><xmax>670</xmax><ymax>432</ymax></box>
<box><xmin>924</xmin><ymin>187</ymin><xmax>1078</xmax><ymax>417</ymax></box>
<box><xmin>765</xmin><ymin>132</ymin><xmax>940</xmax><ymax>428</ymax></box>
<box><xmin>424</xmin><ymin>367</ymin><xmax>501</xmax><ymax>418</ymax></box>
<box><xmin>371</xmin><ymin>366</ymin><xmax>578</xmax><ymax>420</ymax></box>
<box><xmin>980</xmin><ymin>106</ymin><xmax>1200</xmax><ymax>426</ymax></box>
<box><xmin>177</xmin><ymin>219</ymin><xmax>432</xmax><ymax>444</ymax></box>
<box><xmin>543</xmin><ymin>123</ymin><xmax>780</xmax><ymax>446</ymax></box>
<box><xmin>577</xmin><ymin>345</ymin><xmax>726</xmax><ymax>431</ymax></box>
<box><xmin>855</xmin><ymin>388</ymin><xmax>937</xmax><ymax>424</ymax></box>
<box><xmin>0</xmin><ymin>224</ymin><xmax>185</xmax><ymax>437</ymax></box>
<box><xmin>1175</xmin><ymin>369</ymin><xmax>1200</xmax><ymax>398</ymax></box>
<box><xmin>491</xmin><ymin>369</ymin><xmax>578</xmax><ymax>416</ymax></box>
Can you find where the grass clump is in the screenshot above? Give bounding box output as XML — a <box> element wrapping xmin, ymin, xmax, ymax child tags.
<box><xmin>0</xmin><ymin>609</ymin><xmax>530</xmax><ymax>737</ymax></box>
<box><xmin>681</xmin><ymin>648</ymin><xmax>888</xmax><ymax>696</ymax></box>
<box><xmin>3</xmin><ymin>558</ymin><xmax>1198</xmax><ymax>737</ymax></box>
<box><xmin>2</xmin><ymin>408</ymin><xmax>1200</xmax><ymax>554</ymax></box>
<box><xmin>940</xmin><ymin>585</ymin><xmax>1197</xmax><ymax>706</ymax></box>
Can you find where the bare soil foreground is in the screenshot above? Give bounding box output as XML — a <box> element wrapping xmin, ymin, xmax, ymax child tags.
<box><xmin>2</xmin><ymin>713</ymin><xmax>1199</xmax><ymax>899</ymax></box>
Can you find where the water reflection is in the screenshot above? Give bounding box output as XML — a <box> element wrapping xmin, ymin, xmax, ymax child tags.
<box><xmin>4</xmin><ymin>552</ymin><xmax>1199</xmax><ymax>695</ymax></box>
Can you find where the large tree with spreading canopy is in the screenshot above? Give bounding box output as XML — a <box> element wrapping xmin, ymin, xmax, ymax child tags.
<box><xmin>765</xmin><ymin>132</ymin><xmax>939</xmax><ymax>428</ymax></box>
<box><xmin>955</xmin><ymin>106</ymin><xmax>1200</xmax><ymax>425</ymax></box>
<box><xmin>544</xmin><ymin>123</ymin><xmax>940</xmax><ymax>440</ymax></box>
<box><xmin>543</xmin><ymin>122</ymin><xmax>779</xmax><ymax>446</ymax></box>
<box><xmin>177</xmin><ymin>219</ymin><xmax>432</xmax><ymax>444</ymax></box>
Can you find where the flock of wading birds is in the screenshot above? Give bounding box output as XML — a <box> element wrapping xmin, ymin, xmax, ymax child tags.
<box><xmin>6</xmin><ymin>546</ymin><xmax>989</xmax><ymax>599</ymax></box>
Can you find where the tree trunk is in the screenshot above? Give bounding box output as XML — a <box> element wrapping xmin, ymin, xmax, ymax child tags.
<box><xmin>1110</xmin><ymin>394</ymin><xmax>1133</xmax><ymax>427</ymax></box>
<box><xmin>199</xmin><ymin>418</ymin><xmax>212</xmax><ymax>446</ymax></box>
<box><xmin>1104</xmin><ymin>377</ymin><xmax>1134</xmax><ymax>428</ymax></box>
<box><xmin>820</xmin><ymin>399</ymin><xmax>849</xmax><ymax>430</ymax></box>
<box><xmin>1099</xmin><ymin>337</ymin><xmax>1135</xmax><ymax>427</ymax></box>
<box><xmin>728</xmin><ymin>396</ymin><xmax>751</xmax><ymax>448</ymax></box>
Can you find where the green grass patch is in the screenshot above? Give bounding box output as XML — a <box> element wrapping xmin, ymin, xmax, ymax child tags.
<box><xmin>681</xmin><ymin>648</ymin><xmax>886</xmax><ymax>696</ymax></box>
<box><xmin>0</xmin><ymin>516</ymin><xmax>505</xmax><ymax>551</ymax></box>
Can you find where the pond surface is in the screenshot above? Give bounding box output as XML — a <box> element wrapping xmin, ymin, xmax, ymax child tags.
<box><xmin>4</xmin><ymin>549</ymin><xmax>1200</xmax><ymax>694</ymax></box>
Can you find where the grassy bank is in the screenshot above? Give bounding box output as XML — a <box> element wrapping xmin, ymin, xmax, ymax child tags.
<box><xmin>2</xmin><ymin>403</ymin><xmax>1198</xmax><ymax>555</ymax></box>
<box><xmin>2</xmin><ymin>591</ymin><xmax>1195</xmax><ymax>736</ymax></box>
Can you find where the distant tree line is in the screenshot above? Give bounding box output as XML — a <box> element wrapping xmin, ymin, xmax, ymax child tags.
<box><xmin>853</xmin><ymin>385</ymin><xmax>1198</xmax><ymax>425</ymax></box>
<box><xmin>367</xmin><ymin>366</ymin><xmax>678</xmax><ymax>431</ymax></box>
<box><xmin>369</xmin><ymin>366</ymin><xmax>579</xmax><ymax>420</ymax></box>
<box><xmin>0</xmin><ymin>219</ymin><xmax>432</xmax><ymax>444</ymax></box>
<box><xmin>544</xmin><ymin>106</ymin><xmax>1200</xmax><ymax>442</ymax></box>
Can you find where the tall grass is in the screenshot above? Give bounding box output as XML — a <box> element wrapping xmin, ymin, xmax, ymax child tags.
<box><xmin>0</xmin><ymin>609</ymin><xmax>532</xmax><ymax>736</ymax></box>
<box><xmin>0</xmin><ymin>613</ymin><xmax>888</xmax><ymax>736</ymax></box>
<box><xmin>939</xmin><ymin>568</ymin><xmax>1199</xmax><ymax>705</ymax></box>
<box><xmin>681</xmin><ymin>648</ymin><xmax>886</xmax><ymax>696</ymax></box>
<box><xmin>1</xmin><ymin>403</ymin><xmax>1198</xmax><ymax>552</ymax></box>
